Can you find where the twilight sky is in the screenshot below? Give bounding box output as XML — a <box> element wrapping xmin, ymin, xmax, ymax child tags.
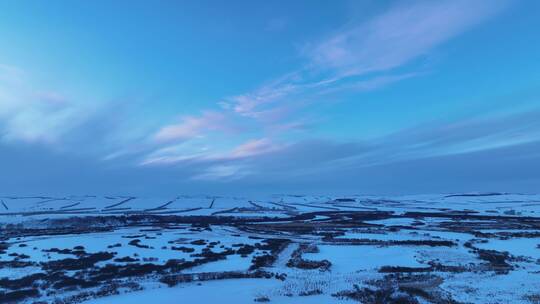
<box><xmin>0</xmin><ymin>0</ymin><xmax>539</xmax><ymax>195</ymax></box>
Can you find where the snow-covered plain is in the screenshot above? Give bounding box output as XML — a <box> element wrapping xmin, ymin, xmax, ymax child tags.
<box><xmin>1</xmin><ymin>193</ymin><xmax>540</xmax><ymax>303</ymax></box>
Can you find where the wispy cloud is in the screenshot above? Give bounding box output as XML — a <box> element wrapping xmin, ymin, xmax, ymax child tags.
<box><xmin>0</xmin><ymin>64</ymin><xmax>82</xmax><ymax>144</ymax></box>
<box><xmin>192</xmin><ymin>164</ymin><xmax>252</xmax><ymax>181</ymax></box>
<box><xmin>229</xmin><ymin>138</ymin><xmax>281</xmax><ymax>158</ymax></box>
<box><xmin>153</xmin><ymin>111</ymin><xmax>234</xmax><ymax>143</ymax></box>
<box><xmin>219</xmin><ymin>0</ymin><xmax>507</xmax><ymax>127</ymax></box>
<box><xmin>306</xmin><ymin>0</ymin><xmax>507</xmax><ymax>76</ymax></box>
<box><xmin>297</xmin><ymin>109</ymin><xmax>540</xmax><ymax>173</ymax></box>
<box><xmin>224</xmin><ymin>72</ymin><xmax>302</xmax><ymax>119</ymax></box>
<box><xmin>141</xmin><ymin>137</ymin><xmax>282</xmax><ymax>167</ymax></box>
<box><xmin>0</xmin><ymin>64</ymin><xmax>141</xmax><ymax>159</ymax></box>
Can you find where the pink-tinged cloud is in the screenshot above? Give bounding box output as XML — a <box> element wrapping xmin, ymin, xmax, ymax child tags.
<box><xmin>230</xmin><ymin>81</ymin><xmax>298</xmax><ymax>118</ymax></box>
<box><xmin>153</xmin><ymin>111</ymin><xmax>232</xmax><ymax>143</ymax></box>
<box><xmin>229</xmin><ymin>138</ymin><xmax>281</xmax><ymax>159</ymax></box>
<box><xmin>140</xmin><ymin>137</ymin><xmax>283</xmax><ymax>167</ymax></box>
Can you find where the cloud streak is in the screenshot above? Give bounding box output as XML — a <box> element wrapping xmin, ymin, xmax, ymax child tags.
<box><xmin>153</xmin><ymin>111</ymin><xmax>234</xmax><ymax>143</ymax></box>
<box><xmin>0</xmin><ymin>64</ymin><xmax>84</xmax><ymax>144</ymax></box>
<box><xmin>307</xmin><ymin>0</ymin><xmax>507</xmax><ymax>76</ymax></box>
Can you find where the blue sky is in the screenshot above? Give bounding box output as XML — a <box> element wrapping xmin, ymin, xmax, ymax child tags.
<box><xmin>0</xmin><ymin>0</ymin><xmax>539</xmax><ymax>195</ymax></box>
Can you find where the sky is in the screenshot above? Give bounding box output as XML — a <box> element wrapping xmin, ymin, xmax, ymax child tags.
<box><xmin>0</xmin><ymin>0</ymin><xmax>539</xmax><ymax>196</ymax></box>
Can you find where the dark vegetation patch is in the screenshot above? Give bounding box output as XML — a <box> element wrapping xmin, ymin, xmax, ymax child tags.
<box><xmin>75</xmin><ymin>250</ymin><xmax>272</xmax><ymax>289</ymax></box>
<box><xmin>334</xmin><ymin>274</ymin><xmax>463</xmax><ymax>304</ymax></box>
<box><xmin>14</xmin><ymin>253</ymin><xmax>30</xmax><ymax>259</ymax></box>
<box><xmin>323</xmin><ymin>237</ymin><xmax>456</xmax><ymax>247</ymax></box>
<box><xmin>6</xmin><ymin>252</ymin><xmax>30</xmax><ymax>260</ymax></box>
<box><xmin>379</xmin><ymin>266</ymin><xmax>433</xmax><ymax>273</ymax></box>
<box><xmin>403</xmin><ymin>211</ymin><xmax>540</xmax><ymax>231</ymax></box>
<box><xmin>236</xmin><ymin>244</ymin><xmax>255</xmax><ymax>256</ymax></box>
<box><xmin>190</xmin><ymin>239</ymin><xmax>207</xmax><ymax>245</ymax></box>
<box><xmin>0</xmin><ymin>273</ymin><xmax>47</xmax><ymax>289</ymax></box>
<box><xmin>253</xmin><ymin>295</ymin><xmax>271</xmax><ymax>302</ymax></box>
<box><xmin>0</xmin><ymin>242</ymin><xmax>9</xmax><ymax>254</ymax></box>
<box><xmin>52</xmin><ymin>276</ymin><xmax>100</xmax><ymax>289</ymax></box>
<box><xmin>46</xmin><ymin>281</ymin><xmax>142</xmax><ymax>304</ymax></box>
<box><xmin>286</xmin><ymin>243</ymin><xmax>331</xmax><ymax>271</ymax></box>
<box><xmin>128</xmin><ymin>239</ymin><xmax>152</xmax><ymax>249</ymax></box>
<box><xmin>249</xmin><ymin>239</ymin><xmax>291</xmax><ymax>270</ymax></box>
<box><xmin>379</xmin><ymin>264</ymin><xmax>468</xmax><ymax>274</ymax></box>
<box><xmin>524</xmin><ymin>294</ymin><xmax>540</xmax><ymax>304</ymax></box>
<box><xmin>114</xmin><ymin>256</ymin><xmax>140</xmax><ymax>263</ymax></box>
<box><xmin>474</xmin><ymin>231</ymin><xmax>540</xmax><ymax>239</ymax></box>
<box><xmin>160</xmin><ymin>270</ymin><xmax>273</xmax><ymax>287</ymax></box>
<box><xmin>250</xmin><ymin>254</ymin><xmax>276</xmax><ymax>270</ymax></box>
<box><xmin>42</xmin><ymin>252</ymin><xmax>115</xmax><ymax>271</ymax></box>
<box><xmin>0</xmin><ymin>260</ymin><xmax>189</xmax><ymax>296</ymax></box>
<box><xmin>464</xmin><ymin>241</ymin><xmax>513</xmax><ymax>274</ymax></box>
<box><xmin>313</xmin><ymin>230</ymin><xmax>346</xmax><ymax>239</ymax></box>
<box><xmin>86</xmin><ymin>262</ymin><xmax>168</xmax><ymax>282</ymax></box>
<box><xmin>0</xmin><ymin>260</ymin><xmax>36</xmax><ymax>269</ymax></box>
<box><xmin>299</xmin><ymin>289</ymin><xmax>323</xmax><ymax>296</ymax></box>
<box><xmin>0</xmin><ymin>225</ymin><xmax>114</xmax><ymax>240</ymax></box>
<box><xmin>0</xmin><ymin>289</ymin><xmax>40</xmax><ymax>303</ymax></box>
<box><xmin>1</xmin><ymin>211</ymin><xmax>401</xmax><ymax>241</ymax></box>
<box><xmin>190</xmin><ymin>247</ymin><xmax>235</xmax><ymax>260</ymax></box>
<box><xmin>477</xmin><ymin>249</ymin><xmax>511</xmax><ymax>267</ymax></box>
<box><xmin>171</xmin><ymin>246</ymin><xmax>195</xmax><ymax>253</ymax></box>
<box><xmin>333</xmin><ymin>284</ymin><xmax>420</xmax><ymax>304</ymax></box>
<box><xmin>42</xmin><ymin>247</ymin><xmax>87</xmax><ymax>256</ymax></box>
